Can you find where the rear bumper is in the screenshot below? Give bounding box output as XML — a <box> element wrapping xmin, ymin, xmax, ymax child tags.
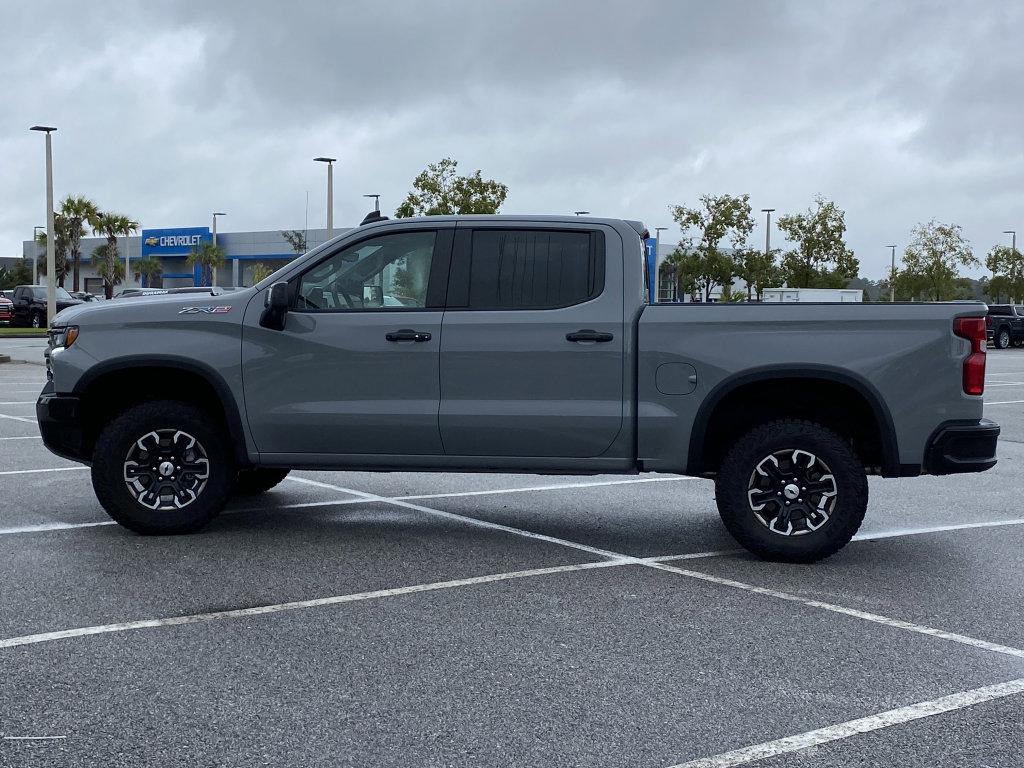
<box><xmin>923</xmin><ymin>419</ymin><xmax>999</xmax><ymax>475</ymax></box>
<box><xmin>36</xmin><ymin>383</ymin><xmax>88</xmax><ymax>463</ymax></box>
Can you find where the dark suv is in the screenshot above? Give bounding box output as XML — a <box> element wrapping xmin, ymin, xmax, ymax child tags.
<box><xmin>986</xmin><ymin>304</ymin><xmax>1024</xmax><ymax>349</ymax></box>
<box><xmin>11</xmin><ymin>285</ymin><xmax>84</xmax><ymax>328</ymax></box>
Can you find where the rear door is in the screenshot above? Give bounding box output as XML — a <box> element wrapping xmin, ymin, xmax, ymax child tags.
<box><xmin>438</xmin><ymin>222</ymin><xmax>624</xmax><ymax>458</ymax></box>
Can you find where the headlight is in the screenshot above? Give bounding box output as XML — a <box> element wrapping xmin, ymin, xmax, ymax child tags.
<box><xmin>49</xmin><ymin>325</ymin><xmax>79</xmax><ymax>349</ymax></box>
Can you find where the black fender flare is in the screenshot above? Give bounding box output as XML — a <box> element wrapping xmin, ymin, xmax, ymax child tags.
<box><xmin>73</xmin><ymin>355</ymin><xmax>250</xmax><ymax>466</ymax></box>
<box><xmin>687</xmin><ymin>364</ymin><xmax>901</xmax><ymax>477</ymax></box>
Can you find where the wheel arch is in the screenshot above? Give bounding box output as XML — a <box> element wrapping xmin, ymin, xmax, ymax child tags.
<box><xmin>687</xmin><ymin>365</ymin><xmax>900</xmax><ymax>477</ymax></box>
<box><xmin>73</xmin><ymin>356</ymin><xmax>250</xmax><ymax>466</ymax></box>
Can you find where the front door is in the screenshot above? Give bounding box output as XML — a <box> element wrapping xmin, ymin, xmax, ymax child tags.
<box><xmin>242</xmin><ymin>227</ymin><xmax>452</xmax><ymax>458</ymax></box>
<box><xmin>439</xmin><ymin>224</ymin><xmax>625</xmax><ymax>458</ymax></box>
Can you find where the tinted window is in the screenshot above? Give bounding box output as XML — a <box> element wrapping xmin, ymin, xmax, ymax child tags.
<box><xmin>463</xmin><ymin>230</ymin><xmax>602</xmax><ymax>309</ymax></box>
<box><xmin>990</xmin><ymin>306</ymin><xmax>1011</xmax><ymax>315</ymax></box>
<box><xmin>296</xmin><ymin>231</ymin><xmax>436</xmax><ymax>311</ymax></box>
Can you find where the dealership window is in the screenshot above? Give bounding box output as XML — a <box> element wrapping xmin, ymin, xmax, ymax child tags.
<box><xmin>296</xmin><ymin>231</ymin><xmax>436</xmax><ymax>310</ymax></box>
<box><xmin>460</xmin><ymin>230</ymin><xmax>602</xmax><ymax>310</ymax></box>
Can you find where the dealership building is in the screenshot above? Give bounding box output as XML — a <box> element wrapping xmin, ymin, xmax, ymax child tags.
<box><xmin>20</xmin><ymin>225</ymin><xmax>340</xmax><ymax>293</ymax></box>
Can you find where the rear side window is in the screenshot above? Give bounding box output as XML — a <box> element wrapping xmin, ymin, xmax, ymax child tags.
<box><xmin>450</xmin><ymin>229</ymin><xmax>603</xmax><ymax>310</ymax></box>
<box><xmin>990</xmin><ymin>306</ymin><xmax>1011</xmax><ymax>315</ymax></box>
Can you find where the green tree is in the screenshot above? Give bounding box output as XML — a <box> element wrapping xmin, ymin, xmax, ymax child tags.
<box><xmin>187</xmin><ymin>242</ymin><xmax>226</xmax><ymax>287</ymax></box>
<box><xmin>59</xmin><ymin>195</ymin><xmax>101</xmax><ymax>291</ymax></box>
<box><xmin>395</xmin><ymin>157</ymin><xmax>508</xmax><ymax>217</ymax></box>
<box><xmin>133</xmin><ymin>256</ymin><xmax>163</xmax><ymax>288</ymax></box>
<box><xmin>898</xmin><ymin>220</ymin><xmax>978</xmax><ymax>301</ymax></box>
<box><xmin>777</xmin><ymin>196</ymin><xmax>858</xmax><ymax>288</ymax></box>
<box><xmin>91</xmin><ymin>243</ymin><xmax>125</xmax><ymax>298</ymax></box>
<box><xmin>735</xmin><ymin>247</ymin><xmax>782</xmax><ymax>301</ymax></box>
<box><xmin>281</xmin><ymin>230</ymin><xmax>307</xmax><ymax>258</ymax></box>
<box><xmin>34</xmin><ymin>215</ymin><xmax>75</xmax><ymax>287</ymax></box>
<box><xmin>668</xmin><ymin>193</ymin><xmax>753</xmax><ymax>301</ymax></box>
<box><xmin>0</xmin><ymin>260</ymin><xmax>33</xmax><ymax>290</ymax></box>
<box><xmin>91</xmin><ymin>212</ymin><xmax>139</xmax><ymax>295</ymax></box>
<box><xmin>985</xmin><ymin>244</ymin><xmax>1024</xmax><ymax>302</ymax></box>
<box><xmin>250</xmin><ymin>262</ymin><xmax>274</xmax><ymax>285</ymax></box>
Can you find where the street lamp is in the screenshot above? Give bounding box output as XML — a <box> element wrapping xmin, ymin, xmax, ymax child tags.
<box><xmin>30</xmin><ymin>126</ymin><xmax>57</xmax><ymax>325</ymax></box>
<box><xmin>761</xmin><ymin>209</ymin><xmax>775</xmax><ymax>258</ymax></box>
<box><xmin>886</xmin><ymin>245</ymin><xmax>897</xmax><ymax>302</ymax></box>
<box><xmin>32</xmin><ymin>225</ymin><xmax>44</xmax><ymax>283</ymax></box>
<box><xmin>574</xmin><ymin>210</ymin><xmax>589</xmax><ymax>216</ymax></box>
<box><xmin>654</xmin><ymin>227</ymin><xmax>668</xmax><ymax>301</ymax></box>
<box><xmin>363</xmin><ymin>194</ymin><xmax>381</xmax><ymax>213</ymax></box>
<box><xmin>212</xmin><ymin>212</ymin><xmax>227</xmax><ymax>286</ymax></box>
<box><xmin>314</xmin><ymin>157</ymin><xmax>337</xmax><ymax>238</ymax></box>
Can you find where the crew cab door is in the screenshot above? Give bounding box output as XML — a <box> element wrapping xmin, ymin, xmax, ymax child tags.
<box><xmin>241</xmin><ymin>226</ymin><xmax>453</xmax><ymax>458</ymax></box>
<box><xmin>439</xmin><ymin>223</ymin><xmax>624</xmax><ymax>458</ymax></box>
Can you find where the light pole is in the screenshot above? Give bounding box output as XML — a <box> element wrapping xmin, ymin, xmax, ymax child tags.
<box><xmin>314</xmin><ymin>157</ymin><xmax>336</xmax><ymax>238</ymax></box>
<box><xmin>31</xmin><ymin>126</ymin><xmax>57</xmax><ymax>325</ymax></box>
<box><xmin>32</xmin><ymin>225</ymin><xmax>44</xmax><ymax>283</ymax></box>
<box><xmin>761</xmin><ymin>208</ymin><xmax>775</xmax><ymax>258</ymax></box>
<box><xmin>574</xmin><ymin>210</ymin><xmax>589</xmax><ymax>216</ymax></box>
<box><xmin>654</xmin><ymin>226</ymin><xmax>668</xmax><ymax>300</ymax></box>
<box><xmin>887</xmin><ymin>245</ymin><xmax>897</xmax><ymax>302</ymax></box>
<box><xmin>212</xmin><ymin>212</ymin><xmax>226</xmax><ymax>286</ymax></box>
<box><xmin>1004</xmin><ymin>230</ymin><xmax>1017</xmax><ymax>255</ymax></box>
<box><xmin>363</xmin><ymin>194</ymin><xmax>381</xmax><ymax>212</ymax></box>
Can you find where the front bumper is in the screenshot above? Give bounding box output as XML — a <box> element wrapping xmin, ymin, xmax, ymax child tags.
<box><xmin>924</xmin><ymin>419</ymin><xmax>999</xmax><ymax>475</ymax></box>
<box><xmin>36</xmin><ymin>382</ymin><xmax>88</xmax><ymax>463</ymax></box>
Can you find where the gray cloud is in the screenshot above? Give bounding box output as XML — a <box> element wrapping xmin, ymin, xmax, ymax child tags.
<box><xmin>3</xmin><ymin>0</ymin><xmax>1023</xmax><ymax>277</ymax></box>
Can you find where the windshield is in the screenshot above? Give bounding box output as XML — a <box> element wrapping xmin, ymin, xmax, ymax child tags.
<box><xmin>55</xmin><ymin>287</ymin><xmax>73</xmax><ymax>301</ymax></box>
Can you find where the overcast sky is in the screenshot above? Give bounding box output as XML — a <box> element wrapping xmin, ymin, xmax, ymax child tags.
<box><xmin>2</xmin><ymin>0</ymin><xmax>1022</xmax><ymax>277</ymax></box>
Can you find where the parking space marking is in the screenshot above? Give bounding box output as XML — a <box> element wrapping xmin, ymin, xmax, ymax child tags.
<box><xmin>985</xmin><ymin>399</ymin><xmax>1024</xmax><ymax>405</ymax></box>
<box><xmin>0</xmin><ymin>401</ymin><xmax>34</xmax><ymax>406</ymax></box>
<box><xmin>669</xmin><ymin>677</ymin><xmax>1024</xmax><ymax>768</ymax></box>
<box><xmin>0</xmin><ymin>413</ymin><xmax>36</xmax><ymax>424</ymax></box>
<box><xmin>986</xmin><ymin>381</ymin><xmax>1024</xmax><ymax>387</ymax></box>
<box><xmin>0</xmin><ymin>435</ymin><xmax>40</xmax><ymax>441</ymax></box>
<box><xmin>285</xmin><ymin>476</ymin><xmax>1024</xmax><ymax>661</ymax></box>
<box><xmin>0</xmin><ymin>560</ymin><xmax>621</xmax><ymax>649</ymax></box>
<box><xmin>647</xmin><ymin>561</ymin><xmax>1024</xmax><ymax>659</ymax></box>
<box><xmin>853</xmin><ymin>517</ymin><xmax>1024</xmax><ymax>541</ymax></box>
<box><xmin>0</xmin><ymin>467</ymin><xmax>87</xmax><ymax>477</ymax></box>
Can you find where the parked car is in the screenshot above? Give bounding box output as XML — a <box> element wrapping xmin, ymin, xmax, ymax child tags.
<box><xmin>0</xmin><ymin>292</ymin><xmax>13</xmax><ymax>324</ymax></box>
<box><xmin>69</xmin><ymin>291</ymin><xmax>102</xmax><ymax>302</ymax></box>
<box><xmin>11</xmin><ymin>285</ymin><xmax>83</xmax><ymax>328</ymax></box>
<box><xmin>985</xmin><ymin>304</ymin><xmax>1024</xmax><ymax>349</ymax></box>
<box><xmin>38</xmin><ymin>214</ymin><xmax>998</xmax><ymax>563</ymax></box>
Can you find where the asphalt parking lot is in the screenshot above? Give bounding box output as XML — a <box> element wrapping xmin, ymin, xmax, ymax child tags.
<box><xmin>1</xmin><ymin>349</ymin><xmax>1022</xmax><ymax>767</ymax></box>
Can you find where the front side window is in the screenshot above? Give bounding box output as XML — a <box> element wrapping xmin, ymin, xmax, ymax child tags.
<box><xmin>296</xmin><ymin>231</ymin><xmax>436</xmax><ymax>311</ymax></box>
<box><xmin>464</xmin><ymin>230</ymin><xmax>602</xmax><ymax>310</ymax></box>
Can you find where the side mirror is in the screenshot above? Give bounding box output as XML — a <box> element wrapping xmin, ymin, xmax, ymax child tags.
<box><xmin>259</xmin><ymin>281</ymin><xmax>289</xmax><ymax>330</ymax></box>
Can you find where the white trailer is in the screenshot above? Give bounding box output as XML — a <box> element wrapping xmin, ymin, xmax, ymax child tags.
<box><xmin>761</xmin><ymin>288</ymin><xmax>863</xmax><ymax>303</ymax></box>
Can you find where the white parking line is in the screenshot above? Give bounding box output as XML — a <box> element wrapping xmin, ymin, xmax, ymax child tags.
<box><xmin>854</xmin><ymin>518</ymin><xmax>1024</xmax><ymax>541</ymax></box>
<box><xmin>985</xmin><ymin>399</ymin><xmax>1024</xmax><ymax>405</ymax></box>
<box><xmin>0</xmin><ymin>401</ymin><xmax>34</xmax><ymax>405</ymax></box>
<box><xmin>2</xmin><ymin>735</ymin><xmax>67</xmax><ymax>741</ymax></box>
<box><xmin>0</xmin><ymin>435</ymin><xmax>41</xmax><ymax>441</ymax></box>
<box><xmin>648</xmin><ymin>560</ymin><xmax>1024</xmax><ymax>659</ymax></box>
<box><xmin>0</xmin><ymin>467</ymin><xmax>86</xmax><ymax>477</ymax></box>
<box><xmin>396</xmin><ymin>475</ymin><xmax>697</xmax><ymax>501</ymax></box>
<box><xmin>0</xmin><ymin>413</ymin><xmax>35</xmax><ymax>424</ymax></box>
<box><xmin>985</xmin><ymin>382</ymin><xmax>1024</xmax><ymax>387</ymax></box>
<box><xmin>0</xmin><ymin>560</ymin><xmax>622</xmax><ymax>649</ymax></box>
<box><xmin>669</xmin><ymin>677</ymin><xmax>1024</xmax><ymax>768</ymax></box>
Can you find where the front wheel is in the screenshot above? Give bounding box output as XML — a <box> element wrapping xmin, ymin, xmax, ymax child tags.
<box><xmin>715</xmin><ymin>420</ymin><xmax>868</xmax><ymax>563</ymax></box>
<box><xmin>30</xmin><ymin>311</ymin><xmax>43</xmax><ymax>329</ymax></box>
<box><xmin>91</xmin><ymin>400</ymin><xmax>234</xmax><ymax>534</ymax></box>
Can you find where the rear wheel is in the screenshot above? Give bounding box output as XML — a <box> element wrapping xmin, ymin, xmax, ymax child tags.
<box><xmin>91</xmin><ymin>400</ymin><xmax>234</xmax><ymax>534</ymax></box>
<box><xmin>233</xmin><ymin>468</ymin><xmax>290</xmax><ymax>495</ymax></box>
<box><xmin>715</xmin><ymin>419</ymin><xmax>868</xmax><ymax>563</ymax></box>
<box><xmin>995</xmin><ymin>328</ymin><xmax>1011</xmax><ymax>349</ymax></box>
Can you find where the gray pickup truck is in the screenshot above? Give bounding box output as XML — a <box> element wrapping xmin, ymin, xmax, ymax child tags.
<box><xmin>37</xmin><ymin>214</ymin><xmax>999</xmax><ymax>562</ymax></box>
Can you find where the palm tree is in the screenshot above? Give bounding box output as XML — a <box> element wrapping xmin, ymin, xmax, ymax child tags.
<box><xmin>133</xmin><ymin>256</ymin><xmax>163</xmax><ymax>288</ymax></box>
<box><xmin>92</xmin><ymin>212</ymin><xmax>139</xmax><ymax>292</ymax></box>
<box><xmin>187</xmin><ymin>242</ymin><xmax>225</xmax><ymax>287</ymax></box>
<box><xmin>60</xmin><ymin>195</ymin><xmax>101</xmax><ymax>291</ymax></box>
<box><xmin>91</xmin><ymin>243</ymin><xmax>125</xmax><ymax>298</ymax></box>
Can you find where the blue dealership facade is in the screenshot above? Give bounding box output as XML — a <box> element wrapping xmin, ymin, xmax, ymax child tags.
<box><xmin>21</xmin><ymin>225</ymin><xmax>338</xmax><ymax>293</ymax></box>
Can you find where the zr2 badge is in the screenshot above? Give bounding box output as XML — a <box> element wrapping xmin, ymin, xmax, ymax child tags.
<box><xmin>178</xmin><ymin>306</ymin><xmax>232</xmax><ymax>315</ymax></box>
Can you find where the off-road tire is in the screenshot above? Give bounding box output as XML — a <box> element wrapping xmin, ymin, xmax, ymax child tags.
<box><xmin>233</xmin><ymin>468</ymin><xmax>290</xmax><ymax>495</ymax></box>
<box><xmin>715</xmin><ymin>419</ymin><xmax>868</xmax><ymax>563</ymax></box>
<box><xmin>91</xmin><ymin>400</ymin><xmax>234</xmax><ymax>534</ymax></box>
<box><xmin>995</xmin><ymin>328</ymin><xmax>1011</xmax><ymax>349</ymax></box>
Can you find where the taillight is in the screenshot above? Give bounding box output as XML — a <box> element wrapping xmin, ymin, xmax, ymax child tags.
<box><xmin>954</xmin><ymin>317</ymin><xmax>986</xmax><ymax>396</ymax></box>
